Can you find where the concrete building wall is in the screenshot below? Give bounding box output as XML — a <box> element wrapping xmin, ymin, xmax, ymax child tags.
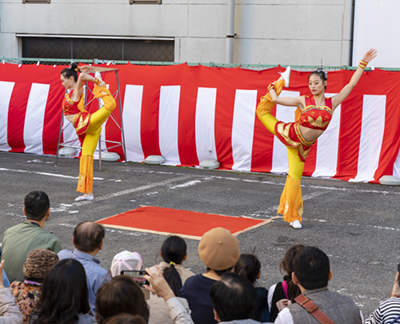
<box><xmin>0</xmin><ymin>0</ymin><xmax>354</xmax><ymax>66</ymax></box>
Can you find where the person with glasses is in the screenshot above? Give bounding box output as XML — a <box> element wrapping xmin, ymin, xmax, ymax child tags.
<box><xmin>256</xmin><ymin>49</ymin><xmax>377</xmax><ymax>229</ymax></box>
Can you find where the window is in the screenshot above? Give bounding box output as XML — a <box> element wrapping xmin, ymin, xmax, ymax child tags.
<box><xmin>21</xmin><ymin>36</ymin><xmax>174</xmax><ymax>62</ymax></box>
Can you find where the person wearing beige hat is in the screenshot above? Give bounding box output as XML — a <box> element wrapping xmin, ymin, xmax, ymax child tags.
<box><xmin>10</xmin><ymin>249</ymin><xmax>59</xmax><ymax>324</ymax></box>
<box><xmin>180</xmin><ymin>227</ymin><xmax>240</xmax><ymax>324</ymax></box>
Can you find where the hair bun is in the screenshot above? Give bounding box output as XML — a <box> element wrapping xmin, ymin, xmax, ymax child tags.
<box><xmin>69</xmin><ymin>62</ymin><xmax>78</xmax><ymax>70</ymax></box>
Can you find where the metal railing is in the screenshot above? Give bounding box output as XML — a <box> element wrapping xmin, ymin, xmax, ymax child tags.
<box><xmin>2</xmin><ymin>57</ymin><xmax>398</xmax><ymax>71</ymax></box>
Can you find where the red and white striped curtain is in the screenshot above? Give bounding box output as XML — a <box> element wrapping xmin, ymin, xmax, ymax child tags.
<box><xmin>1</xmin><ymin>63</ymin><xmax>399</xmax><ymax>183</ymax></box>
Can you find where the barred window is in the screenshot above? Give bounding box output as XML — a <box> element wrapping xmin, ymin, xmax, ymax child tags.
<box><xmin>21</xmin><ymin>37</ymin><xmax>174</xmax><ymax>62</ymax></box>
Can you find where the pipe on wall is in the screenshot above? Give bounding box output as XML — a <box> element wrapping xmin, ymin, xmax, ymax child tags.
<box><xmin>226</xmin><ymin>0</ymin><xmax>235</xmax><ymax>64</ymax></box>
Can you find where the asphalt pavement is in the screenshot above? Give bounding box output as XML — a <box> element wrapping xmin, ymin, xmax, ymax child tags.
<box><xmin>1</xmin><ymin>151</ymin><xmax>400</xmax><ymax>318</ymax></box>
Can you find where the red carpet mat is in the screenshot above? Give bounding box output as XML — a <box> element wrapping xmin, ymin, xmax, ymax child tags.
<box><xmin>97</xmin><ymin>206</ymin><xmax>273</xmax><ymax>240</ymax></box>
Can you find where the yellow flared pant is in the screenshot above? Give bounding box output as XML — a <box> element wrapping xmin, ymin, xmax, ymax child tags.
<box><xmin>77</xmin><ymin>85</ymin><xmax>117</xmax><ymax>194</ymax></box>
<box><xmin>257</xmin><ymin>79</ymin><xmax>304</xmax><ymax>223</ymax></box>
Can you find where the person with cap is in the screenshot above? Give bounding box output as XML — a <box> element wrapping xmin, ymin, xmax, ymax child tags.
<box><xmin>10</xmin><ymin>249</ymin><xmax>59</xmax><ymax>324</ymax></box>
<box><xmin>179</xmin><ymin>227</ymin><xmax>240</xmax><ymax>324</ymax></box>
<box><xmin>58</xmin><ymin>221</ymin><xmax>110</xmax><ymax>314</ymax></box>
<box><xmin>1</xmin><ymin>191</ymin><xmax>62</xmax><ymax>283</ymax></box>
<box><xmin>110</xmin><ymin>251</ymin><xmax>143</xmax><ymax>277</ymax></box>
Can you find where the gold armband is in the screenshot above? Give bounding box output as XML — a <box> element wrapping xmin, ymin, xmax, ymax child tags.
<box><xmin>359</xmin><ymin>60</ymin><xmax>368</xmax><ymax>69</ymax></box>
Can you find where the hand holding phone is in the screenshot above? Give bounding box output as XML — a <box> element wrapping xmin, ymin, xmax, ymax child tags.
<box><xmin>121</xmin><ymin>270</ymin><xmax>149</xmax><ymax>287</ymax></box>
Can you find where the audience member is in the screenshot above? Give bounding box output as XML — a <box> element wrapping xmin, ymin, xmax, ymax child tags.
<box><xmin>110</xmin><ymin>251</ymin><xmax>142</xmax><ymax>277</ymax></box>
<box><xmin>95</xmin><ymin>276</ymin><xmax>149</xmax><ymax>324</ymax></box>
<box><xmin>148</xmin><ymin>235</ymin><xmax>195</xmax><ymax>324</ymax></box>
<box><xmin>1</xmin><ymin>191</ymin><xmax>62</xmax><ymax>282</ymax></box>
<box><xmin>31</xmin><ymin>258</ymin><xmax>95</xmax><ymax>324</ymax></box>
<box><xmin>180</xmin><ymin>227</ymin><xmax>240</xmax><ymax>324</ymax></box>
<box><xmin>0</xmin><ymin>260</ymin><xmax>23</xmax><ymax>324</ymax></box>
<box><xmin>365</xmin><ymin>271</ymin><xmax>400</xmax><ymax>324</ymax></box>
<box><xmin>103</xmin><ymin>314</ymin><xmax>146</xmax><ymax>324</ymax></box>
<box><xmin>10</xmin><ymin>249</ymin><xmax>58</xmax><ymax>324</ymax></box>
<box><xmin>210</xmin><ymin>273</ymin><xmax>258</xmax><ymax>323</ymax></box>
<box><xmin>58</xmin><ymin>221</ymin><xmax>110</xmax><ymax>314</ymax></box>
<box><xmin>145</xmin><ymin>265</ymin><xmax>193</xmax><ymax>324</ymax></box>
<box><xmin>110</xmin><ymin>250</ymin><xmax>149</xmax><ymax>300</ymax></box>
<box><xmin>234</xmin><ymin>254</ymin><xmax>269</xmax><ymax>322</ymax></box>
<box><xmin>275</xmin><ymin>246</ymin><xmax>363</xmax><ymax>324</ymax></box>
<box><xmin>267</xmin><ymin>244</ymin><xmax>303</xmax><ymax>322</ymax></box>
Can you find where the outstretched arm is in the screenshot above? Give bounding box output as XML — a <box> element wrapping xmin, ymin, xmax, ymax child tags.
<box><xmin>332</xmin><ymin>49</ymin><xmax>377</xmax><ymax>109</ymax></box>
<box><xmin>268</xmin><ymin>87</ymin><xmax>304</xmax><ymax>109</ymax></box>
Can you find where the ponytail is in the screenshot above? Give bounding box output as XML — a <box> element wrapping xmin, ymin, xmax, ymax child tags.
<box><xmin>233</xmin><ymin>254</ymin><xmax>261</xmax><ymax>284</ymax></box>
<box><xmin>160</xmin><ymin>236</ymin><xmax>187</xmax><ymax>296</ymax></box>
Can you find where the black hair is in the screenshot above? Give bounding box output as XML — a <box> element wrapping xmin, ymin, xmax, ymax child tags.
<box><xmin>292</xmin><ymin>246</ymin><xmax>330</xmax><ymax>290</ymax></box>
<box><xmin>32</xmin><ymin>259</ymin><xmax>90</xmax><ymax>324</ymax></box>
<box><xmin>103</xmin><ymin>314</ymin><xmax>146</xmax><ymax>324</ymax></box>
<box><xmin>309</xmin><ymin>69</ymin><xmax>327</xmax><ymax>89</ymax></box>
<box><xmin>73</xmin><ymin>221</ymin><xmax>105</xmax><ymax>253</ymax></box>
<box><xmin>280</xmin><ymin>244</ymin><xmax>304</xmax><ymax>302</ymax></box>
<box><xmin>61</xmin><ymin>62</ymin><xmax>78</xmax><ymax>82</ymax></box>
<box><xmin>95</xmin><ymin>276</ymin><xmax>150</xmax><ymax>324</ymax></box>
<box><xmin>233</xmin><ymin>254</ymin><xmax>261</xmax><ymax>285</ymax></box>
<box><xmin>24</xmin><ymin>191</ymin><xmax>50</xmax><ymax>221</ymax></box>
<box><xmin>207</xmin><ymin>267</ymin><xmax>233</xmax><ymax>277</ymax></box>
<box><xmin>160</xmin><ymin>235</ymin><xmax>187</xmax><ymax>296</ymax></box>
<box><xmin>210</xmin><ymin>273</ymin><xmax>255</xmax><ymax>322</ymax></box>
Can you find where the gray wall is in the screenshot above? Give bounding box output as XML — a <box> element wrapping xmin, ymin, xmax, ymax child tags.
<box><xmin>0</xmin><ymin>0</ymin><xmax>354</xmax><ymax>66</ymax></box>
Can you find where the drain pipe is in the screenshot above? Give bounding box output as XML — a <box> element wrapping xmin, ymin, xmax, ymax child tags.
<box><xmin>226</xmin><ymin>0</ymin><xmax>235</xmax><ymax>63</ymax></box>
<box><xmin>349</xmin><ymin>0</ymin><xmax>356</xmax><ymax>66</ymax></box>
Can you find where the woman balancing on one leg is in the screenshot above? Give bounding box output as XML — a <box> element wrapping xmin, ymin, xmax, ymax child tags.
<box><xmin>60</xmin><ymin>63</ymin><xmax>116</xmax><ymax>201</ymax></box>
<box><xmin>257</xmin><ymin>49</ymin><xmax>377</xmax><ymax>229</ymax></box>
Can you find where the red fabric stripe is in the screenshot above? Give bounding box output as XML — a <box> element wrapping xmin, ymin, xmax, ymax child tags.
<box><xmin>42</xmin><ymin>66</ymin><xmax>68</xmax><ymax>155</ymax></box>
<box><xmin>177</xmin><ymin>65</ymin><xmax>199</xmax><ymax>166</ymax></box>
<box><xmin>372</xmin><ymin>69</ymin><xmax>400</xmax><ymax>182</ymax></box>
<box><xmin>8</xmin><ymin>83</ymin><xmax>30</xmax><ymax>152</ymax></box>
<box><xmin>333</xmin><ymin>71</ymin><xmax>363</xmax><ymax>181</ymax></box>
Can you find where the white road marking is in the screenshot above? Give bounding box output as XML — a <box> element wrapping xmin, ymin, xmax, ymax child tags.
<box><xmin>169</xmin><ymin>180</ymin><xmax>202</xmax><ymax>189</ymax></box>
<box><xmin>0</xmin><ymin>168</ymin><xmax>104</xmax><ymax>180</ymax></box>
<box><xmin>250</xmin><ymin>190</ymin><xmax>330</xmax><ymax>218</ymax></box>
<box><xmin>73</xmin><ymin>175</ymin><xmax>193</xmax><ymax>206</ymax></box>
<box><xmin>124</xmin><ymin>169</ymin><xmax>400</xmax><ymax>196</ymax></box>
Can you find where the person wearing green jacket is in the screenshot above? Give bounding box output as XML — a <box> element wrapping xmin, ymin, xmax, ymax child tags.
<box><xmin>1</xmin><ymin>191</ymin><xmax>61</xmax><ymax>283</ymax></box>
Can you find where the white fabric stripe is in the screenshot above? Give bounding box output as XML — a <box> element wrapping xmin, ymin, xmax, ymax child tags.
<box><xmin>350</xmin><ymin>95</ymin><xmax>386</xmax><ymax>182</ymax></box>
<box><xmin>231</xmin><ymin>90</ymin><xmax>257</xmax><ymax>171</ymax></box>
<box><xmin>24</xmin><ymin>83</ymin><xmax>50</xmax><ymax>154</ymax></box>
<box><xmin>122</xmin><ymin>85</ymin><xmax>144</xmax><ymax>162</ymax></box>
<box><xmin>270</xmin><ymin>90</ymin><xmax>300</xmax><ymax>174</ymax></box>
<box><xmin>393</xmin><ymin>149</ymin><xmax>400</xmax><ymax>180</ymax></box>
<box><xmin>195</xmin><ymin>87</ymin><xmax>218</xmax><ymax>163</ymax></box>
<box><xmin>159</xmin><ymin>86</ymin><xmax>181</xmax><ymax>165</ymax></box>
<box><xmin>312</xmin><ymin>93</ymin><xmax>340</xmax><ymax>178</ymax></box>
<box><xmin>0</xmin><ymin>81</ymin><xmax>14</xmax><ymax>151</ymax></box>
<box><xmin>61</xmin><ymin>117</ymin><xmax>80</xmax><ymax>157</ymax></box>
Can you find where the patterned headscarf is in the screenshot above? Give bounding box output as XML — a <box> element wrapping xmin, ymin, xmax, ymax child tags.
<box><xmin>23</xmin><ymin>249</ymin><xmax>59</xmax><ymax>280</ymax></box>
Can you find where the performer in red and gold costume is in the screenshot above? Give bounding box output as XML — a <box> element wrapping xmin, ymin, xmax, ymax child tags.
<box><xmin>60</xmin><ymin>63</ymin><xmax>116</xmax><ymax>201</ymax></box>
<box><xmin>257</xmin><ymin>49</ymin><xmax>377</xmax><ymax>229</ymax></box>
